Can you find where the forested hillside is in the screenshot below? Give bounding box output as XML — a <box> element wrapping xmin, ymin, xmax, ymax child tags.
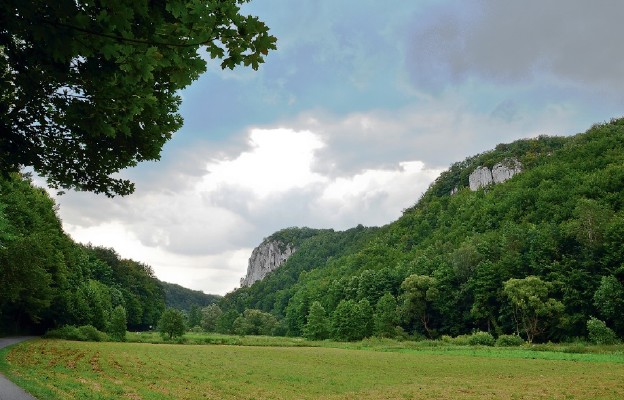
<box><xmin>220</xmin><ymin>118</ymin><xmax>624</xmax><ymax>342</ymax></box>
<box><xmin>161</xmin><ymin>281</ymin><xmax>221</xmax><ymax>312</ymax></box>
<box><xmin>0</xmin><ymin>174</ymin><xmax>167</xmax><ymax>334</ymax></box>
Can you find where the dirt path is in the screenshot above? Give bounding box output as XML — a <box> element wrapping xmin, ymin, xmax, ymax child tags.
<box><xmin>0</xmin><ymin>337</ymin><xmax>37</xmax><ymax>400</ymax></box>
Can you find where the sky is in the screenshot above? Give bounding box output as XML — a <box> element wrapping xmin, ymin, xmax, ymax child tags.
<box><xmin>47</xmin><ymin>0</ymin><xmax>624</xmax><ymax>295</ymax></box>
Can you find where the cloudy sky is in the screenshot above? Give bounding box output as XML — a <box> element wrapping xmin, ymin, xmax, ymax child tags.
<box><xmin>49</xmin><ymin>0</ymin><xmax>623</xmax><ymax>295</ymax></box>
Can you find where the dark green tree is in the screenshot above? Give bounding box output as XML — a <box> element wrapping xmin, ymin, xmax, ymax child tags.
<box><xmin>0</xmin><ymin>0</ymin><xmax>276</xmax><ymax>196</ymax></box>
<box><xmin>373</xmin><ymin>293</ymin><xmax>398</xmax><ymax>338</ymax></box>
<box><xmin>232</xmin><ymin>309</ymin><xmax>277</xmax><ymax>336</ymax></box>
<box><xmin>331</xmin><ymin>299</ymin><xmax>371</xmax><ymax>341</ymax></box>
<box><xmin>469</xmin><ymin>261</ymin><xmax>504</xmax><ymax>335</ymax></box>
<box><xmin>109</xmin><ymin>305</ymin><xmax>127</xmax><ymax>341</ymax></box>
<box><xmin>187</xmin><ymin>304</ymin><xmax>202</xmax><ymax>329</ymax></box>
<box><xmin>158</xmin><ymin>308</ymin><xmax>186</xmax><ymax>340</ymax></box>
<box><xmin>303</xmin><ymin>301</ymin><xmax>329</xmax><ymax>340</ymax></box>
<box><xmin>216</xmin><ymin>310</ymin><xmax>239</xmax><ymax>334</ymax></box>
<box><xmin>400</xmin><ymin>274</ymin><xmax>439</xmax><ymax>338</ymax></box>
<box><xmin>593</xmin><ymin>275</ymin><xmax>624</xmax><ymax>335</ymax></box>
<box><xmin>0</xmin><ymin>235</ymin><xmax>54</xmax><ymax>327</ymax></box>
<box><xmin>201</xmin><ymin>304</ymin><xmax>222</xmax><ymax>332</ymax></box>
<box><xmin>357</xmin><ymin>299</ymin><xmax>374</xmax><ymax>339</ymax></box>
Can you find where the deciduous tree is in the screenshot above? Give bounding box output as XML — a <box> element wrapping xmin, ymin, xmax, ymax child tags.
<box><xmin>503</xmin><ymin>276</ymin><xmax>564</xmax><ymax>343</ymax></box>
<box><xmin>201</xmin><ymin>304</ymin><xmax>222</xmax><ymax>332</ymax></box>
<box><xmin>158</xmin><ymin>308</ymin><xmax>185</xmax><ymax>340</ymax></box>
<box><xmin>109</xmin><ymin>305</ymin><xmax>127</xmax><ymax>341</ymax></box>
<box><xmin>187</xmin><ymin>304</ymin><xmax>202</xmax><ymax>329</ymax></box>
<box><xmin>400</xmin><ymin>274</ymin><xmax>439</xmax><ymax>338</ymax></box>
<box><xmin>374</xmin><ymin>293</ymin><xmax>398</xmax><ymax>338</ymax></box>
<box><xmin>0</xmin><ymin>0</ymin><xmax>276</xmax><ymax>196</ymax></box>
<box><xmin>303</xmin><ymin>301</ymin><xmax>329</xmax><ymax>340</ymax></box>
<box><xmin>593</xmin><ymin>274</ymin><xmax>624</xmax><ymax>335</ymax></box>
<box><xmin>232</xmin><ymin>309</ymin><xmax>277</xmax><ymax>336</ymax></box>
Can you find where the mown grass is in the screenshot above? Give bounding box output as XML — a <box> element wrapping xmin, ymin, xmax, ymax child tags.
<box><xmin>1</xmin><ymin>337</ymin><xmax>624</xmax><ymax>399</ymax></box>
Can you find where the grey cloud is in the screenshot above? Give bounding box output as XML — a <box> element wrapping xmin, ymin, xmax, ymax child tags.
<box><xmin>283</xmin><ymin>102</ymin><xmax>595</xmax><ymax>180</ymax></box>
<box><xmin>491</xmin><ymin>100</ymin><xmax>520</xmax><ymax>122</ymax></box>
<box><xmin>407</xmin><ymin>0</ymin><xmax>624</xmax><ymax>92</ymax></box>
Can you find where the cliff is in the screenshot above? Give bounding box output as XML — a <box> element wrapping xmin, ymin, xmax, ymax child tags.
<box><xmin>240</xmin><ymin>240</ymin><xmax>296</xmax><ymax>287</ymax></box>
<box><xmin>468</xmin><ymin>158</ymin><xmax>522</xmax><ymax>191</ymax></box>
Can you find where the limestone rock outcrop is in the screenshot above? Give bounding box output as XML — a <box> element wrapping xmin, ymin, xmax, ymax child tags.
<box><xmin>468</xmin><ymin>159</ymin><xmax>522</xmax><ymax>191</ymax></box>
<box><xmin>469</xmin><ymin>166</ymin><xmax>494</xmax><ymax>191</ymax></box>
<box><xmin>240</xmin><ymin>240</ymin><xmax>295</xmax><ymax>287</ymax></box>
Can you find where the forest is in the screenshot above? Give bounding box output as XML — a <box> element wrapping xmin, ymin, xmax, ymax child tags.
<box><xmin>216</xmin><ymin>118</ymin><xmax>624</xmax><ymax>343</ymax></box>
<box><xmin>2</xmin><ymin>118</ymin><xmax>624</xmax><ymax>344</ymax></box>
<box><xmin>0</xmin><ymin>173</ymin><xmax>166</xmax><ymax>335</ymax></box>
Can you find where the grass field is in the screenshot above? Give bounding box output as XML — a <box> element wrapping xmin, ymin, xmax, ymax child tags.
<box><xmin>1</xmin><ymin>338</ymin><xmax>624</xmax><ymax>399</ymax></box>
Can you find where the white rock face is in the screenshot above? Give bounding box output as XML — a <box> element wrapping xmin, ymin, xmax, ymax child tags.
<box><xmin>469</xmin><ymin>166</ymin><xmax>493</xmax><ymax>191</ymax></box>
<box><xmin>492</xmin><ymin>159</ymin><xmax>522</xmax><ymax>183</ymax></box>
<box><xmin>240</xmin><ymin>241</ymin><xmax>295</xmax><ymax>287</ymax></box>
<box><xmin>468</xmin><ymin>159</ymin><xmax>522</xmax><ymax>191</ymax></box>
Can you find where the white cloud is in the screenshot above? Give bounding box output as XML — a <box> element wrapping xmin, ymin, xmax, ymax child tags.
<box><xmin>198</xmin><ymin>128</ymin><xmax>326</xmax><ymax>198</ymax></box>
<box><xmin>65</xmin><ymin>221</ymin><xmax>252</xmax><ymax>294</ymax></box>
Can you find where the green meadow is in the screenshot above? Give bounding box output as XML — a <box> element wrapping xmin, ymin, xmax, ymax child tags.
<box><xmin>1</xmin><ymin>337</ymin><xmax>624</xmax><ymax>400</ymax></box>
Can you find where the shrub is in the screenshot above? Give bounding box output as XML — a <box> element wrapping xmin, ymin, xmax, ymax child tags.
<box><xmin>45</xmin><ymin>325</ymin><xmax>83</xmax><ymax>340</ymax></box>
<box><xmin>188</xmin><ymin>325</ymin><xmax>204</xmax><ymax>333</ymax></box>
<box><xmin>587</xmin><ymin>317</ymin><xmax>619</xmax><ymax>345</ymax></box>
<box><xmin>452</xmin><ymin>334</ymin><xmax>471</xmax><ymax>346</ymax></box>
<box><xmin>562</xmin><ymin>343</ymin><xmax>588</xmax><ymax>354</ymax></box>
<box><xmin>468</xmin><ymin>331</ymin><xmax>495</xmax><ymax>346</ymax></box>
<box><xmin>440</xmin><ymin>335</ymin><xmax>453</xmax><ymax>343</ymax></box>
<box><xmin>495</xmin><ymin>334</ymin><xmax>525</xmax><ymax>347</ymax></box>
<box><xmin>77</xmin><ymin>325</ymin><xmax>108</xmax><ymax>342</ymax></box>
<box><xmin>45</xmin><ymin>325</ymin><xmax>108</xmax><ymax>342</ymax></box>
<box><xmin>393</xmin><ymin>326</ymin><xmax>409</xmax><ymax>341</ymax></box>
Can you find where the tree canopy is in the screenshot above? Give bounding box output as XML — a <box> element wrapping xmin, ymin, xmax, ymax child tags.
<box><xmin>0</xmin><ymin>0</ymin><xmax>276</xmax><ymax>196</ymax></box>
<box><xmin>0</xmin><ymin>172</ymin><xmax>166</xmax><ymax>334</ymax></box>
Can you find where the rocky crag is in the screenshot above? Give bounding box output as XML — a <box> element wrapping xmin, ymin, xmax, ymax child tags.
<box><xmin>240</xmin><ymin>240</ymin><xmax>295</xmax><ymax>287</ymax></box>
<box><xmin>468</xmin><ymin>158</ymin><xmax>522</xmax><ymax>191</ymax></box>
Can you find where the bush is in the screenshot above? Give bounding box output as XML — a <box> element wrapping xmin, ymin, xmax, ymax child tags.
<box><xmin>452</xmin><ymin>334</ymin><xmax>471</xmax><ymax>346</ymax></box>
<box><xmin>45</xmin><ymin>325</ymin><xmax>83</xmax><ymax>340</ymax></box>
<box><xmin>495</xmin><ymin>334</ymin><xmax>525</xmax><ymax>347</ymax></box>
<box><xmin>587</xmin><ymin>317</ymin><xmax>619</xmax><ymax>345</ymax></box>
<box><xmin>468</xmin><ymin>331</ymin><xmax>495</xmax><ymax>346</ymax></box>
<box><xmin>45</xmin><ymin>325</ymin><xmax>108</xmax><ymax>342</ymax></box>
<box><xmin>440</xmin><ymin>335</ymin><xmax>453</xmax><ymax>343</ymax></box>
<box><xmin>188</xmin><ymin>325</ymin><xmax>204</xmax><ymax>333</ymax></box>
<box><xmin>393</xmin><ymin>326</ymin><xmax>409</xmax><ymax>341</ymax></box>
<box><xmin>78</xmin><ymin>325</ymin><xmax>108</xmax><ymax>342</ymax></box>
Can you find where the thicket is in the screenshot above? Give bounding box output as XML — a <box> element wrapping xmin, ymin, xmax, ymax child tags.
<box><xmin>0</xmin><ymin>173</ymin><xmax>165</xmax><ymax>335</ymax></box>
<box><xmin>218</xmin><ymin>118</ymin><xmax>624</xmax><ymax>343</ymax></box>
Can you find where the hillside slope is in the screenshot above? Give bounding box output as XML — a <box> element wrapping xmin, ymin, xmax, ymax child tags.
<box><xmin>221</xmin><ymin>118</ymin><xmax>624</xmax><ymax>341</ymax></box>
<box><xmin>161</xmin><ymin>281</ymin><xmax>221</xmax><ymax>312</ymax></box>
